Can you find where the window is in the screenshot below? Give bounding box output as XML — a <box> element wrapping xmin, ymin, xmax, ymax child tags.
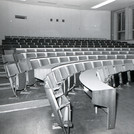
<box><xmin>117</xmin><ymin>11</ymin><xmax>125</xmax><ymax>40</ymax></box>
<box><xmin>132</xmin><ymin>9</ymin><xmax>134</xmax><ymax>39</ymax></box>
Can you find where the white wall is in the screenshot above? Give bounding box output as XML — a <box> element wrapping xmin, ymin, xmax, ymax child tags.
<box><xmin>0</xmin><ymin>1</ymin><xmax>111</xmax><ymax>44</ymax></box>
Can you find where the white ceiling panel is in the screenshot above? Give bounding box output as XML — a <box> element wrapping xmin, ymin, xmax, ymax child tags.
<box><xmin>3</xmin><ymin>0</ymin><xmax>134</xmax><ymax>11</ymax></box>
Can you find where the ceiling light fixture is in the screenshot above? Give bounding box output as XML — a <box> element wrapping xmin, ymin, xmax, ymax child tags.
<box><xmin>91</xmin><ymin>0</ymin><xmax>116</xmax><ymax>9</ymax></box>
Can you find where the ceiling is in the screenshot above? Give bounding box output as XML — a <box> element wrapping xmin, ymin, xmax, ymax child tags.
<box><xmin>4</xmin><ymin>0</ymin><xmax>134</xmax><ymax>11</ymax></box>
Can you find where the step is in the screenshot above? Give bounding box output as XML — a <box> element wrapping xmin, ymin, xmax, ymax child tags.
<box><xmin>0</xmin><ymin>99</ymin><xmax>50</xmax><ymax>113</ymax></box>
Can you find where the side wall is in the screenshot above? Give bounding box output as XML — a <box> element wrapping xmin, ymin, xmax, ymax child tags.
<box><xmin>0</xmin><ymin>1</ymin><xmax>111</xmax><ymax>44</ymax></box>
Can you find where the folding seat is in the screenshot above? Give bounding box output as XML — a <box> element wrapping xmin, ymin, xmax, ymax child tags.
<box><xmin>92</xmin><ymin>61</ymin><xmax>102</xmax><ymax>68</ymax></box>
<box><xmin>44</xmin><ymin>77</ymin><xmax>72</xmax><ymax>134</ymax></box>
<box><xmin>102</xmin><ymin>51</ymin><xmax>110</xmax><ymax>55</ymax></box>
<box><xmin>119</xmin><ymin>51</ymin><xmax>128</xmax><ymax>54</ymax></box>
<box><xmin>116</xmin><ymin>55</ymin><xmax>126</xmax><ymax>59</ymax></box>
<box><xmin>47</xmin><ymin>52</ymin><xmax>56</xmax><ymax>57</ymax></box>
<box><xmin>2</xmin><ymin>54</ymin><xmax>16</xmax><ymax>64</ymax></box>
<box><xmin>69</xmin><ymin>56</ymin><xmax>78</xmax><ymax>62</ymax></box>
<box><xmin>111</xmin><ymin>51</ymin><xmax>119</xmax><ymax>55</ymax></box>
<box><xmin>98</xmin><ymin>55</ymin><xmax>107</xmax><ymax>60</ymax></box>
<box><xmin>27</xmin><ymin>48</ymin><xmax>36</xmax><ymax>52</ymax></box>
<box><xmin>124</xmin><ymin>60</ymin><xmax>134</xmax><ymax>82</ymax></box>
<box><xmin>83</xmin><ymin>62</ymin><xmax>93</xmax><ymax>70</ymax></box>
<box><xmin>66</xmin><ymin>64</ymin><xmax>78</xmax><ymax>89</ymax></box>
<box><xmin>106</xmin><ymin>65</ymin><xmax>120</xmax><ymax>87</ymax></box>
<box><xmin>92</xmin><ymin>51</ymin><xmax>102</xmax><ymax>55</ymax></box>
<box><xmin>64</xmin><ymin>48</ymin><xmax>72</xmax><ymax>51</ymax></box>
<box><xmin>4</xmin><ymin>50</ymin><xmax>15</xmax><ymax>54</ymax></box>
<box><xmin>36</xmin><ymin>48</ymin><xmax>46</xmax><ymax>52</ymax></box>
<box><xmin>102</xmin><ymin>60</ymin><xmax>112</xmax><ymax>66</ymax></box>
<box><xmin>30</xmin><ymin>59</ymin><xmax>41</xmax><ymax>69</ymax></box>
<box><xmin>66</xmin><ymin>52</ymin><xmax>74</xmax><ymax>56</ymax></box>
<box><xmin>45</xmin><ymin>48</ymin><xmax>55</xmax><ymax>52</ymax></box>
<box><xmin>78</xmin><ymin>55</ymin><xmax>87</xmax><ymax>61</ymax></box>
<box><xmin>4</xmin><ymin>63</ymin><xmax>27</xmax><ymax>97</ymax></box>
<box><xmin>40</xmin><ymin>58</ymin><xmax>50</xmax><ymax>66</ymax></box>
<box><xmin>88</xmin><ymin>55</ymin><xmax>97</xmax><ymax>60</ymax></box>
<box><xmin>72</xmin><ymin>48</ymin><xmax>81</xmax><ymax>51</ymax></box>
<box><xmin>59</xmin><ymin>57</ymin><xmax>69</xmax><ymax>63</ymax></box>
<box><xmin>26</xmin><ymin>53</ymin><xmax>37</xmax><ymax>59</ymax></box>
<box><xmin>17</xmin><ymin>59</ymin><xmax>35</xmax><ymax>86</ymax></box>
<box><xmin>58</xmin><ymin>67</ymin><xmax>73</xmax><ymax>94</ymax></box>
<box><xmin>37</xmin><ymin>52</ymin><xmax>46</xmax><ymax>58</ymax></box>
<box><xmin>15</xmin><ymin>49</ymin><xmax>26</xmax><ymax>54</ymax></box>
<box><xmin>75</xmin><ymin>52</ymin><xmax>84</xmax><ymax>55</ymax></box>
<box><xmin>96</xmin><ymin>67</ymin><xmax>110</xmax><ymax>84</ymax></box>
<box><xmin>107</xmin><ymin>55</ymin><xmax>116</xmax><ymax>59</ymax></box>
<box><xmin>83</xmin><ymin>51</ymin><xmax>92</xmax><ymax>55</ymax></box>
<box><xmin>49</xmin><ymin>57</ymin><xmax>59</xmax><ymax>64</ymax></box>
<box><xmin>14</xmin><ymin>53</ymin><xmax>26</xmax><ymax>62</ymax></box>
<box><xmin>53</xmin><ymin>68</ymin><xmax>69</xmax><ymax>95</ymax></box>
<box><xmin>57</xmin><ymin>52</ymin><xmax>66</xmax><ymax>57</ymax></box>
<box><xmin>113</xmin><ymin>60</ymin><xmax>128</xmax><ymax>85</ymax></box>
<box><xmin>126</xmin><ymin>55</ymin><xmax>134</xmax><ymax>59</ymax></box>
<box><xmin>128</xmin><ymin>51</ymin><xmax>134</xmax><ymax>54</ymax></box>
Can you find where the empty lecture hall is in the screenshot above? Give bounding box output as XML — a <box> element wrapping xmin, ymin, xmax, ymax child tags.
<box><xmin>1</xmin><ymin>0</ymin><xmax>134</xmax><ymax>134</ymax></box>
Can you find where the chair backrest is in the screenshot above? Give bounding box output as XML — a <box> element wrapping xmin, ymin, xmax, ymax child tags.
<box><xmin>37</xmin><ymin>52</ymin><xmax>46</xmax><ymax>58</ymax></box>
<box><xmin>96</xmin><ymin>67</ymin><xmax>106</xmax><ymax>83</ymax></box>
<box><xmin>66</xmin><ymin>52</ymin><xmax>74</xmax><ymax>56</ymax></box>
<box><xmin>117</xmin><ymin>55</ymin><xmax>126</xmax><ymax>59</ymax></box>
<box><xmin>98</xmin><ymin>55</ymin><xmax>107</xmax><ymax>60</ymax></box>
<box><xmin>17</xmin><ymin>59</ymin><xmax>30</xmax><ymax>72</ymax></box>
<box><xmin>2</xmin><ymin>54</ymin><xmax>15</xmax><ymax>64</ymax></box>
<box><xmin>59</xmin><ymin>57</ymin><xmax>69</xmax><ymax>63</ymax></box>
<box><xmin>93</xmin><ymin>61</ymin><xmax>102</xmax><ymax>68</ymax></box>
<box><xmin>40</xmin><ymin>58</ymin><xmax>50</xmax><ymax>66</ymax></box>
<box><xmin>113</xmin><ymin>60</ymin><xmax>123</xmax><ymax>65</ymax></box>
<box><xmin>69</xmin><ymin>56</ymin><xmax>78</xmax><ymax>62</ymax></box>
<box><xmin>5</xmin><ymin>63</ymin><xmax>19</xmax><ymax>77</ymax></box>
<box><xmin>83</xmin><ymin>62</ymin><xmax>93</xmax><ymax>70</ymax></box>
<box><xmin>47</xmin><ymin>52</ymin><xmax>56</xmax><ymax>57</ymax></box>
<box><xmin>88</xmin><ymin>55</ymin><xmax>97</xmax><ymax>60</ymax></box>
<box><xmin>102</xmin><ymin>60</ymin><xmax>112</xmax><ymax>66</ymax></box>
<box><xmin>107</xmin><ymin>55</ymin><xmax>116</xmax><ymax>59</ymax></box>
<box><xmin>30</xmin><ymin>59</ymin><xmax>41</xmax><ymax>69</ymax></box>
<box><xmin>78</xmin><ymin>55</ymin><xmax>87</xmax><ymax>61</ymax></box>
<box><xmin>74</xmin><ymin>63</ymin><xmax>85</xmax><ymax>72</ymax></box>
<box><xmin>14</xmin><ymin>53</ymin><xmax>26</xmax><ymax>62</ymax></box>
<box><xmin>59</xmin><ymin>67</ymin><xmax>69</xmax><ymax>79</ymax></box>
<box><xmin>66</xmin><ymin>64</ymin><xmax>77</xmax><ymax>75</ymax></box>
<box><xmin>26</xmin><ymin>53</ymin><xmax>37</xmax><ymax>59</ymax></box>
<box><xmin>57</xmin><ymin>52</ymin><xmax>66</xmax><ymax>56</ymax></box>
<box><xmin>49</xmin><ymin>57</ymin><xmax>59</xmax><ymax>64</ymax></box>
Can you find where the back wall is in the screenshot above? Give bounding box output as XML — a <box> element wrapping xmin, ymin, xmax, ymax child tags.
<box><xmin>0</xmin><ymin>1</ymin><xmax>111</xmax><ymax>44</ymax></box>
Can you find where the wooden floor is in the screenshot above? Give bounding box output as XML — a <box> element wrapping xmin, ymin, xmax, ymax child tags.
<box><xmin>0</xmin><ymin>83</ymin><xmax>134</xmax><ymax>134</ymax></box>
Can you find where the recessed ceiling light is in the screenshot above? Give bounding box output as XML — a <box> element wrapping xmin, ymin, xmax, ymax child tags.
<box><xmin>91</xmin><ymin>0</ymin><xmax>116</xmax><ymax>9</ymax></box>
<box><xmin>20</xmin><ymin>0</ymin><xmax>26</xmax><ymax>1</ymax></box>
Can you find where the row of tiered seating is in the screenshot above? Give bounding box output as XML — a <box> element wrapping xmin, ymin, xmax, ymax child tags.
<box><xmin>2</xmin><ymin>36</ymin><xmax>132</xmax><ymax>49</ymax></box>
<box><xmin>2</xmin><ymin>36</ymin><xmax>134</xmax><ymax>133</ymax></box>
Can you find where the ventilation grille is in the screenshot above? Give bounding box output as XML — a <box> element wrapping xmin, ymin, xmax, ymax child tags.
<box><xmin>15</xmin><ymin>15</ymin><xmax>27</xmax><ymax>19</ymax></box>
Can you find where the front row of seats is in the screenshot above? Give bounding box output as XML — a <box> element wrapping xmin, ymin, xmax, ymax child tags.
<box><xmin>96</xmin><ymin>61</ymin><xmax>134</xmax><ymax>88</ymax></box>
<box><xmin>45</xmin><ymin>72</ymin><xmax>72</xmax><ymax>134</ymax></box>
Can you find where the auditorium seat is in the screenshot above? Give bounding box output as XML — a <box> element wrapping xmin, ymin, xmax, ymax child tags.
<box><xmin>2</xmin><ymin>54</ymin><xmax>16</xmax><ymax>64</ymax></box>
<box><xmin>17</xmin><ymin>59</ymin><xmax>35</xmax><ymax>86</ymax></box>
<box><xmin>93</xmin><ymin>61</ymin><xmax>102</xmax><ymax>68</ymax></box>
<box><xmin>83</xmin><ymin>62</ymin><xmax>93</xmax><ymax>70</ymax></box>
<box><xmin>45</xmin><ymin>77</ymin><xmax>72</xmax><ymax>134</ymax></box>
<box><xmin>59</xmin><ymin>57</ymin><xmax>69</xmax><ymax>63</ymax></box>
<box><xmin>4</xmin><ymin>63</ymin><xmax>27</xmax><ymax>97</ymax></box>
<box><xmin>30</xmin><ymin>59</ymin><xmax>41</xmax><ymax>69</ymax></box>
<box><xmin>40</xmin><ymin>58</ymin><xmax>50</xmax><ymax>66</ymax></box>
<box><xmin>49</xmin><ymin>57</ymin><xmax>60</xmax><ymax>64</ymax></box>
